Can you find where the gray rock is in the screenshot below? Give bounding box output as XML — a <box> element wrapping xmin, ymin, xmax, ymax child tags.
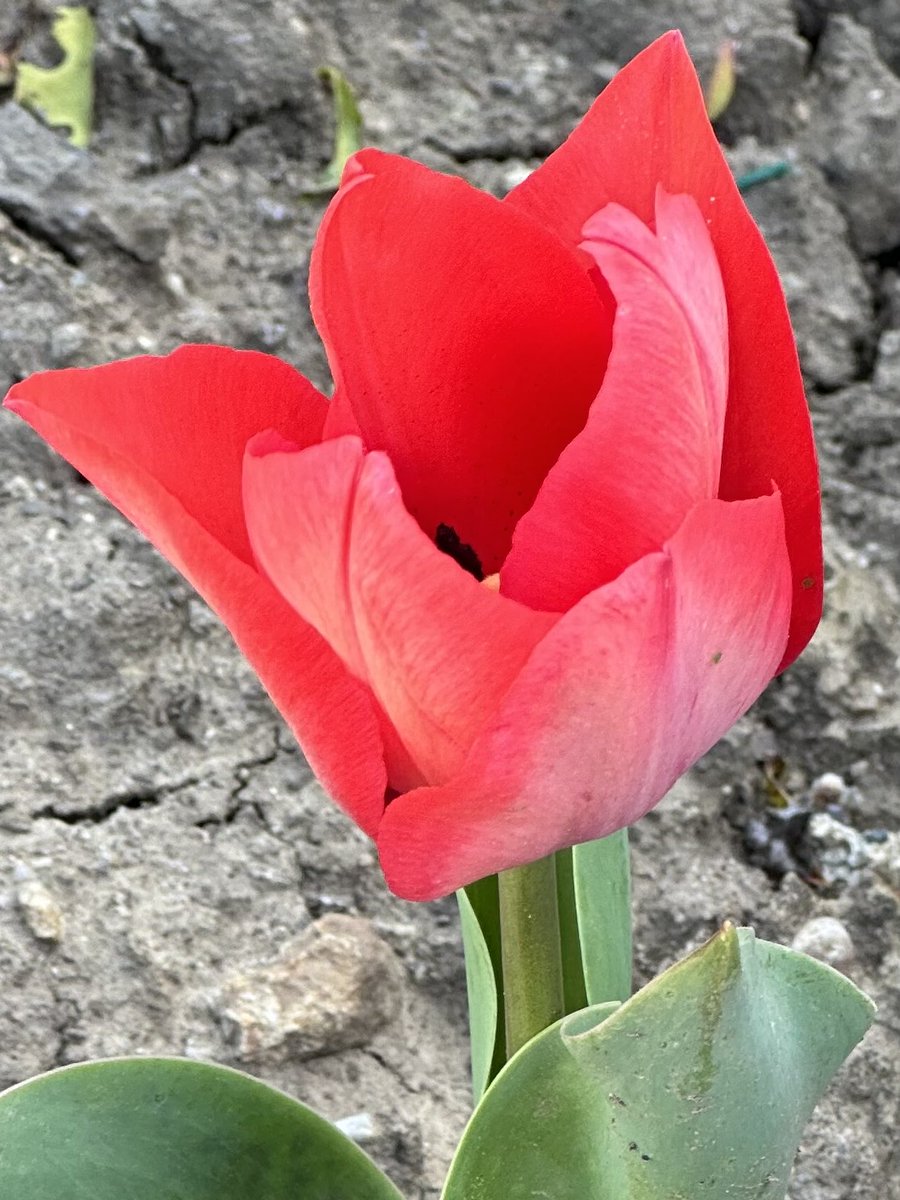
<box><xmin>814</xmin><ymin>388</ymin><xmax>900</xmax><ymax>588</ymax></box>
<box><xmin>219</xmin><ymin>914</ymin><xmax>403</xmax><ymax>1061</ymax></box>
<box><xmin>795</xmin><ymin>1</ymin><xmax>900</xmax><ymax>75</ymax></box>
<box><xmin>801</xmin><ymin>16</ymin><xmax>900</xmax><ymax>256</ymax></box>
<box><xmin>128</xmin><ymin>1</ymin><xmax>326</xmax><ymax>146</ymax></box>
<box><xmin>867</xmin><ymin>832</ymin><xmax>900</xmax><ymax>891</ymax></box>
<box><xmin>874</xmin><ymin>327</ymin><xmax>900</xmax><ymax>393</ymax></box>
<box><xmin>730</xmin><ymin>144</ymin><xmax>873</xmax><ymax>389</ymax></box>
<box><xmin>548</xmin><ymin>0</ymin><xmax>808</xmax><ymax>142</ymax></box>
<box><xmin>808</xmin><ymin>812</ymin><xmax>898</xmax><ymax>889</ymax></box>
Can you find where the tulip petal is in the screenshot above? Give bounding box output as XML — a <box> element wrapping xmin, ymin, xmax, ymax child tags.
<box><xmin>243</xmin><ymin>435</ymin><xmax>554</xmax><ymax>789</ymax></box>
<box><xmin>505</xmin><ymin>32</ymin><xmax>820</xmax><ymax>667</ymax></box>
<box><xmin>501</xmin><ymin>190</ymin><xmax>727</xmax><ymax>610</ymax></box>
<box><xmin>378</xmin><ymin>492</ymin><xmax>791</xmax><ymax>900</ymax></box>
<box><xmin>4</xmin><ymin>348</ymin><xmax>387</xmax><ymax>834</ymax></box>
<box><xmin>309</xmin><ymin>149</ymin><xmax>613</xmax><ymax>575</ymax></box>
<box><xmin>322</xmin><ymin>386</ymin><xmax>363</xmax><ymax>441</ymax></box>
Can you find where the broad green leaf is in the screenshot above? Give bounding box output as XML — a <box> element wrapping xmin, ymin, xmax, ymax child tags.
<box><xmin>705</xmin><ymin>40</ymin><xmax>736</xmax><ymax>121</ymax></box>
<box><xmin>572</xmin><ymin>829</ymin><xmax>632</xmax><ymax>1005</ymax></box>
<box><xmin>0</xmin><ymin>1057</ymin><xmax>404</xmax><ymax>1199</ymax></box>
<box><xmin>442</xmin><ymin>925</ymin><xmax>875</xmax><ymax>1200</ymax></box>
<box><xmin>14</xmin><ymin>6</ymin><xmax>95</xmax><ymax>148</ymax></box>
<box><xmin>459</xmin><ymin>875</ymin><xmax>504</xmax><ymax>1102</ymax></box>
<box><xmin>313</xmin><ymin>66</ymin><xmax>363</xmax><ymax>193</ymax></box>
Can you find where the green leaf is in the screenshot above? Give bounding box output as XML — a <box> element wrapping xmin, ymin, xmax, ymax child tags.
<box><xmin>0</xmin><ymin>1057</ymin><xmax>404</xmax><ymax>1199</ymax></box>
<box><xmin>312</xmin><ymin>66</ymin><xmax>363</xmax><ymax>194</ymax></box>
<box><xmin>442</xmin><ymin>924</ymin><xmax>875</xmax><ymax>1200</ymax></box>
<box><xmin>458</xmin><ymin>876</ymin><xmax>505</xmax><ymax>1102</ymax></box>
<box><xmin>572</xmin><ymin>829</ymin><xmax>632</xmax><ymax>1005</ymax></box>
<box><xmin>554</xmin><ymin>848</ymin><xmax>589</xmax><ymax>1013</ymax></box>
<box><xmin>14</xmin><ymin>6</ymin><xmax>95</xmax><ymax>148</ymax></box>
<box><xmin>442</xmin><ymin>1000</ymin><xmax>622</xmax><ymax>1200</ymax></box>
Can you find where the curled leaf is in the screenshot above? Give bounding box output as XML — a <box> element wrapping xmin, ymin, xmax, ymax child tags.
<box><xmin>442</xmin><ymin>925</ymin><xmax>875</xmax><ymax>1200</ymax></box>
<box><xmin>14</xmin><ymin>5</ymin><xmax>95</xmax><ymax>148</ymax></box>
<box><xmin>312</xmin><ymin>65</ymin><xmax>363</xmax><ymax>194</ymax></box>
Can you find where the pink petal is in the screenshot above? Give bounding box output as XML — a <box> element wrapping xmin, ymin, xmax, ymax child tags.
<box><xmin>309</xmin><ymin>149</ymin><xmax>613</xmax><ymax>574</ymax></box>
<box><xmin>501</xmin><ymin>191</ymin><xmax>727</xmax><ymax>611</ymax></box>
<box><xmin>243</xmin><ymin>435</ymin><xmax>554</xmax><ymax>789</ymax></box>
<box><xmin>378</xmin><ymin>492</ymin><xmax>791</xmax><ymax>899</ymax></box>
<box><xmin>505</xmin><ymin>32</ymin><xmax>821</xmax><ymax>667</ymax></box>
<box><xmin>4</xmin><ymin>348</ymin><xmax>387</xmax><ymax>835</ymax></box>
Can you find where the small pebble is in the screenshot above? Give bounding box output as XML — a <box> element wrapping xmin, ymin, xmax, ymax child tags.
<box><xmin>335</xmin><ymin>1112</ymin><xmax>377</xmax><ymax>1142</ymax></box>
<box><xmin>809</xmin><ymin>772</ymin><xmax>846</xmax><ymax>806</ymax></box>
<box><xmin>49</xmin><ymin>322</ymin><xmax>88</xmax><ymax>367</ymax></box>
<box><xmin>256</xmin><ymin>196</ymin><xmax>290</xmax><ymax>224</ymax></box>
<box><xmin>218</xmin><ymin>914</ymin><xmax>402</xmax><ymax>1061</ymax></box>
<box><xmin>867</xmin><ymin>834</ymin><xmax>900</xmax><ymax>891</ymax></box>
<box><xmin>17</xmin><ymin>880</ymin><xmax>65</xmax><ymax>943</ymax></box>
<box><xmin>792</xmin><ymin>916</ymin><xmax>856</xmax><ymax>972</ymax></box>
<box><xmin>808</xmin><ymin>813</ymin><xmax>871</xmax><ymax>887</ymax></box>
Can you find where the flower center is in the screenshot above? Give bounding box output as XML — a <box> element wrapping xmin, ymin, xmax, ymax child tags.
<box><xmin>435</xmin><ymin>523</ymin><xmax>484</xmax><ymax>581</ymax></box>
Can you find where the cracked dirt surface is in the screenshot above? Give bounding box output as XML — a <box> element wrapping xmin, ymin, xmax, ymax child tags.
<box><xmin>0</xmin><ymin>1</ymin><xmax>898</xmax><ymax>1196</ymax></box>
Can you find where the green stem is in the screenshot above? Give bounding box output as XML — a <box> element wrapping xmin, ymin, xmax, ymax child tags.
<box><xmin>498</xmin><ymin>853</ymin><xmax>565</xmax><ymax>1059</ymax></box>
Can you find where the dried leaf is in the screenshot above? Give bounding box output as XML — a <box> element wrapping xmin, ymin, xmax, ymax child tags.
<box><xmin>14</xmin><ymin>5</ymin><xmax>95</xmax><ymax>149</ymax></box>
<box><xmin>705</xmin><ymin>39</ymin><xmax>736</xmax><ymax>121</ymax></box>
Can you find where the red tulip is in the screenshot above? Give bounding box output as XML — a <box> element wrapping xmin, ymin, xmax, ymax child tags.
<box><xmin>5</xmin><ymin>33</ymin><xmax>820</xmax><ymax>901</ymax></box>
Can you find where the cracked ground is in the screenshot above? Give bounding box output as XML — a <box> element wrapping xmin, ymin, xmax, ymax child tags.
<box><xmin>1</xmin><ymin>1</ymin><xmax>899</xmax><ymax>1197</ymax></box>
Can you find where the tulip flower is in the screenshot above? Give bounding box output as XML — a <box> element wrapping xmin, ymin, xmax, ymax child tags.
<box><xmin>4</xmin><ymin>32</ymin><xmax>820</xmax><ymax>901</ymax></box>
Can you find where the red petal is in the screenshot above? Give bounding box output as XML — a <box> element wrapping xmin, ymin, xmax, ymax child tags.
<box><xmin>4</xmin><ymin>348</ymin><xmax>387</xmax><ymax>834</ymax></box>
<box><xmin>505</xmin><ymin>32</ymin><xmax>821</xmax><ymax>667</ymax></box>
<box><xmin>309</xmin><ymin>149</ymin><xmax>613</xmax><ymax>574</ymax></box>
<box><xmin>378</xmin><ymin>493</ymin><xmax>791</xmax><ymax>899</ymax></box>
<box><xmin>243</xmin><ymin>435</ymin><xmax>554</xmax><ymax>788</ymax></box>
<box><xmin>501</xmin><ymin>190</ymin><xmax>727</xmax><ymax>610</ymax></box>
<box><xmin>322</xmin><ymin>386</ymin><xmax>362</xmax><ymax>440</ymax></box>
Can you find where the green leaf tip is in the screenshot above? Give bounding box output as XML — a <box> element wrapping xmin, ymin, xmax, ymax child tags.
<box><xmin>312</xmin><ymin>65</ymin><xmax>363</xmax><ymax>194</ymax></box>
<box><xmin>443</xmin><ymin>924</ymin><xmax>875</xmax><ymax>1200</ymax></box>
<box><xmin>14</xmin><ymin>5</ymin><xmax>95</xmax><ymax>149</ymax></box>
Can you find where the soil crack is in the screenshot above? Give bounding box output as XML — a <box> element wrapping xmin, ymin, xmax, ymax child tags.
<box><xmin>193</xmin><ymin>746</ymin><xmax>280</xmax><ymax>831</ymax></box>
<box><xmin>32</xmin><ymin>775</ymin><xmax>199</xmax><ymax>825</ymax></box>
<box><xmin>0</xmin><ymin>197</ymin><xmax>79</xmax><ymax>265</ymax></box>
